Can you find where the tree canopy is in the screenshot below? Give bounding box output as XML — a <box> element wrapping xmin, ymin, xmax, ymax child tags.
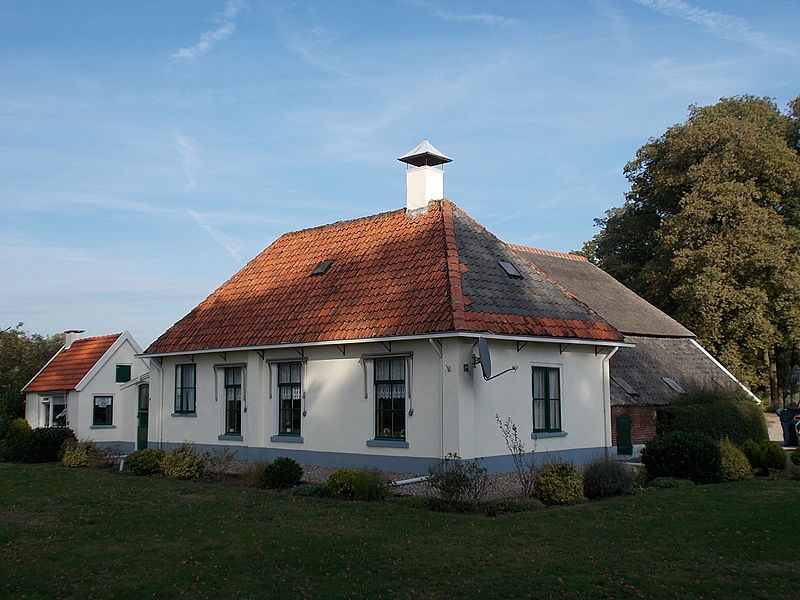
<box><xmin>584</xmin><ymin>95</ymin><xmax>800</xmax><ymax>406</ymax></box>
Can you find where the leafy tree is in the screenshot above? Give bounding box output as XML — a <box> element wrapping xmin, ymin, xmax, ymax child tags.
<box><xmin>0</xmin><ymin>324</ymin><xmax>64</xmax><ymax>434</ymax></box>
<box><xmin>586</xmin><ymin>95</ymin><xmax>800</xmax><ymax>407</ymax></box>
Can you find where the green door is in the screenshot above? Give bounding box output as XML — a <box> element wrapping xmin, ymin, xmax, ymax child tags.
<box><xmin>616</xmin><ymin>413</ymin><xmax>633</xmax><ymax>455</ymax></box>
<box><xmin>137</xmin><ymin>384</ymin><xmax>149</xmax><ymax>450</ymax></box>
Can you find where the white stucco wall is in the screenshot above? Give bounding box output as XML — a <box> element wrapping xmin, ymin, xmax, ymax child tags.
<box><xmin>147</xmin><ymin>335</ymin><xmax>615</xmax><ymax>471</ymax></box>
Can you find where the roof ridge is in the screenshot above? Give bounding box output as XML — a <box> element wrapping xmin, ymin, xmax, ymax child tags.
<box><xmin>441</xmin><ymin>201</ymin><xmax>467</xmax><ymax>331</ymax></box>
<box><xmin>507</xmin><ymin>243</ymin><xmax>588</xmax><ymax>262</ymax></box>
<box><xmin>280</xmin><ymin>207</ymin><xmax>407</xmax><ymax>238</ymax></box>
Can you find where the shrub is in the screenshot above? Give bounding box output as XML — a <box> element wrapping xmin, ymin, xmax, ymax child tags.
<box><xmin>657</xmin><ymin>387</ymin><xmax>768</xmax><ymax>445</ymax></box>
<box><xmin>0</xmin><ymin>418</ymin><xmax>32</xmax><ymax>462</ymax></box>
<box><xmin>791</xmin><ymin>447</ymin><xmax>800</xmax><ymax>467</ymax></box>
<box><xmin>22</xmin><ymin>427</ymin><xmax>76</xmax><ymax>463</ymax></box>
<box><xmin>485</xmin><ymin>497</ymin><xmax>545</xmax><ymax>516</ymax></box>
<box><xmin>241</xmin><ymin>462</ymin><xmax>270</xmax><ymax>488</ymax></box>
<box><xmin>641</xmin><ymin>431</ymin><xmax>722</xmax><ymax>484</ymax></box>
<box><xmin>718</xmin><ymin>438</ymin><xmax>753</xmax><ymax>481</ymax></box>
<box><xmin>162</xmin><ymin>443</ymin><xmax>206</xmax><ymax>480</ymax></box>
<box><xmin>496</xmin><ymin>414</ymin><xmax>537</xmax><ymax>496</ymax></box>
<box><xmin>649</xmin><ymin>477</ymin><xmax>695</xmax><ymax>488</ymax></box>
<box><xmin>125</xmin><ymin>449</ymin><xmax>166</xmax><ymax>476</ymax></box>
<box><xmin>261</xmin><ymin>456</ymin><xmax>303</xmax><ymax>489</ymax></box>
<box><xmin>327</xmin><ymin>468</ymin><xmax>361</xmax><ymax>499</ymax></box>
<box><xmin>351</xmin><ymin>469</ymin><xmax>388</xmax><ymax>501</ymax></box>
<box><xmin>292</xmin><ymin>483</ymin><xmax>332</xmax><ymax>498</ymax></box>
<box><xmin>741</xmin><ymin>439</ymin><xmax>762</xmax><ymax>469</ymax></box>
<box><xmin>0</xmin><ymin>411</ymin><xmax>15</xmax><ymax>441</ymax></box>
<box><xmin>534</xmin><ymin>462</ymin><xmax>585</xmax><ymax>505</ymax></box>
<box><xmin>758</xmin><ymin>440</ymin><xmax>787</xmax><ymax>472</ymax></box>
<box><xmin>58</xmin><ymin>437</ymin><xmax>77</xmax><ymax>460</ymax></box>
<box><xmin>427</xmin><ymin>454</ymin><xmax>489</xmax><ymax>512</ymax></box>
<box><xmin>204</xmin><ymin>446</ymin><xmax>237</xmax><ymax>481</ymax></box>
<box><xmin>582</xmin><ymin>459</ymin><xmax>635</xmax><ymax>499</ymax></box>
<box><xmin>61</xmin><ymin>441</ymin><xmax>105</xmax><ymax>468</ymax></box>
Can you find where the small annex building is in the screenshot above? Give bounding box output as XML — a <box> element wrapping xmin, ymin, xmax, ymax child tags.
<box><xmin>141</xmin><ymin>141</ymin><xmax>628</xmax><ymax>472</ymax></box>
<box><xmin>509</xmin><ymin>246</ymin><xmax>754</xmax><ymax>454</ymax></box>
<box><xmin>23</xmin><ymin>330</ymin><xmax>148</xmax><ymax>452</ymax></box>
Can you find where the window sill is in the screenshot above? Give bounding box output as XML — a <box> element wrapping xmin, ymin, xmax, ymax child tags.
<box><xmin>218</xmin><ymin>434</ymin><xmax>243</xmax><ymax>441</ymax></box>
<box><xmin>171</xmin><ymin>412</ymin><xmax>197</xmax><ymax>417</ymax></box>
<box><xmin>90</xmin><ymin>425</ymin><xmax>115</xmax><ymax>429</ymax></box>
<box><xmin>366</xmin><ymin>439</ymin><xmax>409</xmax><ymax>448</ymax></box>
<box><xmin>531</xmin><ymin>431</ymin><xmax>567</xmax><ymax>439</ymax></box>
<box><xmin>270</xmin><ymin>434</ymin><xmax>304</xmax><ymax>443</ymax></box>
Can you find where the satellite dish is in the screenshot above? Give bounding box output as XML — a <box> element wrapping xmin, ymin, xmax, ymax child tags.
<box><xmin>478</xmin><ymin>337</ymin><xmax>492</xmax><ymax>380</ymax></box>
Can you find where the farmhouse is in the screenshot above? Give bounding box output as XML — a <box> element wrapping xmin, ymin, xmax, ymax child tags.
<box><xmin>140</xmin><ymin>142</ymin><xmax>628</xmax><ymax>472</ymax></box>
<box><xmin>22</xmin><ymin>330</ymin><xmax>147</xmax><ymax>452</ymax></box>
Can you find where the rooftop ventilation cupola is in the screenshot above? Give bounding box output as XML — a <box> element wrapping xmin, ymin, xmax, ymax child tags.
<box><xmin>398</xmin><ymin>139</ymin><xmax>452</xmax><ymax>213</ymax></box>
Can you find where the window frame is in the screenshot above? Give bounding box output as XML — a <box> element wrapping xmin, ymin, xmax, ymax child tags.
<box><xmin>174</xmin><ymin>364</ymin><xmax>197</xmax><ymax>414</ymax></box>
<box><xmin>223</xmin><ymin>367</ymin><xmax>242</xmax><ymax>435</ymax></box>
<box><xmin>374</xmin><ymin>357</ymin><xmax>407</xmax><ymax>441</ymax></box>
<box><xmin>115</xmin><ymin>364</ymin><xmax>132</xmax><ymax>383</ymax></box>
<box><xmin>277</xmin><ymin>362</ymin><xmax>302</xmax><ymax>437</ymax></box>
<box><xmin>93</xmin><ymin>395</ymin><xmax>113</xmax><ymax>426</ymax></box>
<box><xmin>532</xmin><ymin>366</ymin><xmax>561</xmax><ymax>433</ymax></box>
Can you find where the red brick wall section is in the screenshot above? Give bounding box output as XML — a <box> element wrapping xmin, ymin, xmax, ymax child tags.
<box><xmin>611</xmin><ymin>406</ymin><xmax>659</xmax><ymax>445</ymax></box>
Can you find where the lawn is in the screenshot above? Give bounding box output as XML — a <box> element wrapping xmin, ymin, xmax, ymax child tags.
<box><xmin>0</xmin><ymin>463</ymin><xmax>798</xmax><ymax>599</ymax></box>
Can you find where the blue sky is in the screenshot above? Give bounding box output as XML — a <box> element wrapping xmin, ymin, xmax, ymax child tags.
<box><xmin>1</xmin><ymin>0</ymin><xmax>798</xmax><ymax>347</ymax></box>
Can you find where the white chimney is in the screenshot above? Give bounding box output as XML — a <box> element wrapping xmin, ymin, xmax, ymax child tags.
<box><xmin>398</xmin><ymin>140</ymin><xmax>452</xmax><ymax>214</ymax></box>
<box><xmin>64</xmin><ymin>329</ymin><xmax>85</xmax><ymax>349</ymax></box>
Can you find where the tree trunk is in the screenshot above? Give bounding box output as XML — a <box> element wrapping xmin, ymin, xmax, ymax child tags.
<box><xmin>767</xmin><ymin>346</ymin><xmax>779</xmax><ymax>410</ymax></box>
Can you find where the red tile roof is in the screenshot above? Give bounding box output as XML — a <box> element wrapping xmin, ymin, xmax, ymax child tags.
<box><xmin>145</xmin><ymin>202</ymin><xmax>622</xmax><ymax>354</ymax></box>
<box><xmin>23</xmin><ymin>334</ymin><xmax>121</xmax><ymax>393</ymax></box>
<box><xmin>506</xmin><ymin>243</ymin><xmax>589</xmax><ymax>262</ymax></box>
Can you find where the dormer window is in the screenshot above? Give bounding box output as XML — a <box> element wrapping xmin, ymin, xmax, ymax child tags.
<box><xmin>311</xmin><ymin>259</ymin><xmax>334</xmax><ymax>276</ymax></box>
<box><xmin>498</xmin><ymin>260</ymin><xmax>523</xmax><ymax>279</ymax></box>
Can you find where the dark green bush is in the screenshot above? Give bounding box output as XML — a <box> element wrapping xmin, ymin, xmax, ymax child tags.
<box><xmin>58</xmin><ymin>437</ymin><xmax>77</xmax><ymax>460</ymax></box>
<box><xmin>427</xmin><ymin>454</ymin><xmax>489</xmax><ymax>512</ymax></box>
<box><xmin>485</xmin><ymin>497</ymin><xmax>545</xmax><ymax>516</ymax></box>
<box><xmin>758</xmin><ymin>440</ymin><xmax>787</xmax><ymax>471</ymax></box>
<box><xmin>534</xmin><ymin>462</ymin><xmax>585</xmax><ymax>505</ymax></box>
<box><xmin>22</xmin><ymin>427</ymin><xmax>75</xmax><ymax>463</ymax></box>
<box><xmin>162</xmin><ymin>443</ymin><xmax>206</xmax><ymax>480</ymax></box>
<box><xmin>657</xmin><ymin>388</ymin><xmax>767</xmax><ymax>445</ymax></box>
<box><xmin>641</xmin><ymin>431</ymin><xmax>722</xmax><ymax>484</ymax></box>
<box><xmin>0</xmin><ymin>412</ymin><xmax>15</xmax><ymax>441</ymax></box>
<box><xmin>582</xmin><ymin>460</ymin><xmax>635</xmax><ymax>499</ymax></box>
<box><xmin>649</xmin><ymin>477</ymin><xmax>695</xmax><ymax>488</ymax></box>
<box><xmin>292</xmin><ymin>483</ymin><xmax>332</xmax><ymax>497</ymax></box>
<box><xmin>741</xmin><ymin>439</ymin><xmax>762</xmax><ymax>469</ymax></box>
<box><xmin>125</xmin><ymin>449</ymin><xmax>166</xmax><ymax>476</ymax></box>
<box><xmin>718</xmin><ymin>438</ymin><xmax>753</xmax><ymax>481</ymax></box>
<box><xmin>261</xmin><ymin>456</ymin><xmax>303</xmax><ymax>489</ymax></box>
<box><xmin>0</xmin><ymin>418</ymin><xmax>32</xmax><ymax>462</ymax></box>
<box><xmin>61</xmin><ymin>440</ymin><xmax>105</xmax><ymax>468</ymax></box>
<box><xmin>326</xmin><ymin>468</ymin><xmax>361</xmax><ymax>499</ymax></box>
<box><xmin>791</xmin><ymin>447</ymin><xmax>800</xmax><ymax>467</ymax></box>
<box><xmin>351</xmin><ymin>469</ymin><xmax>388</xmax><ymax>501</ymax></box>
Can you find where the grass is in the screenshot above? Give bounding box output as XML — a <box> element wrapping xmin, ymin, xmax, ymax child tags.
<box><xmin>0</xmin><ymin>463</ymin><xmax>798</xmax><ymax>599</ymax></box>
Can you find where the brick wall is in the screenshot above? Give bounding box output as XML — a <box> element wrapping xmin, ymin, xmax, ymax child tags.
<box><xmin>611</xmin><ymin>406</ymin><xmax>659</xmax><ymax>445</ymax></box>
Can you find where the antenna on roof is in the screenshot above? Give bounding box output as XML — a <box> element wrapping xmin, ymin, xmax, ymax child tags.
<box><xmin>474</xmin><ymin>337</ymin><xmax>518</xmax><ymax>381</ymax></box>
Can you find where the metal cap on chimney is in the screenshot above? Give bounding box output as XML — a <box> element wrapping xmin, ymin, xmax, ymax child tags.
<box><xmin>399</xmin><ymin>140</ymin><xmax>451</xmax><ymax>214</ymax></box>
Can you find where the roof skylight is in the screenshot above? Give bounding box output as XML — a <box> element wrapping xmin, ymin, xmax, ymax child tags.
<box><xmin>611</xmin><ymin>375</ymin><xmax>639</xmax><ymax>397</ymax></box>
<box><xmin>311</xmin><ymin>259</ymin><xmax>334</xmax><ymax>276</ymax></box>
<box><xmin>498</xmin><ymin>260</ymin><xmax>523</xmax><ymax>279</ymax></box>
<box><xmin>661</xmin><ymin>376</ymin><xmax>685</xmax><ymax>393</ymax></box>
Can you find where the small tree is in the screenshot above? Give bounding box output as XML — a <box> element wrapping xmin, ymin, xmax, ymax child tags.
<box><xmin>496</xmin><ymin>414</ymin><xmax>537</xmax><ymax>497</ymax></box>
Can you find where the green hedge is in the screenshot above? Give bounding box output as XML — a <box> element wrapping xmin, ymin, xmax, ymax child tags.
<box><xmin>22</xmin><ymin>427</ymin><xmax>76</xmax><ymax>463</ymax></box>
<box><xmin>641</xmin><ymin>431</ymin><xmax>722</xmax><ymax>483</ymax></box>
<box><xmin>657</xmin><ymin>387</ymin><xmax>767</xmax><ymax>445</ymax></box>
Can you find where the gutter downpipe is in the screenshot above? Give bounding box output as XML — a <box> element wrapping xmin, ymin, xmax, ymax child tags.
<box><xmin>601</xmin><ymin>346</ymin><xmax>620</xmax><ymax>459</ymax></box>
<box><xmin>428</xmin><ymin>338</ymin><xmax>444</xmax><ymax>460</ymax></box>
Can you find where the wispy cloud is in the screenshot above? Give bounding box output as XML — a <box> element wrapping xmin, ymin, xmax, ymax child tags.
<box><xmin>633</xmin><ymin>0</ymin><xmax>798</xmax><ymax>56</ymax></box>
<box><xmin>173</xmin><ymin>129</ymin><xmax>199</xmax><ymax>190</ymax></box>
<box><xmin>171</xmin><ymin>0</ymin><xmax>245</xmax><ymax>62</ymax></box>
<box><xmin>401</xmin><ymin>0</ymin><xmax>518</xmax><ymax>26</ymax></box>
<box><xmin>187</xmin><ymin>210</ymin><xmax>244</xmax><ymax>261</ymax></box>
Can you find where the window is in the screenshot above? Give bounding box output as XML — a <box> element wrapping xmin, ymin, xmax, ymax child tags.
<box><xmin>93</xmin><ymin>395</ymin><xmax>113</xmax><ymax>426</ymax></box>
<box><xmin>175</xmin><ymin>364</ymin><xmax>196</xmax><ymax>413</ymax></box>
<box><xmin>532</xmin><ymin>366</ymin><xmax>561</xmax><ymax>432</ymax></box>
<box><xmin>224</xmin><ymin>367</ymin><xmax>242</xmax><ymax>435</ymax></box>
<box><xmin>310</xmin><ymin>259</ymin><xmax>334</xmax><ymax>276</ymax></box>
<box><xmin>375</xmin><ymin>358</ymin><xmax>406</xmax><ymax>440</ymax></box>
<box><xmin>278</xmin><ymin>363</ymin><xmax>302</xmax><ymax>436</ymax></box>
<box><xmin>498</xmin><ymin>260</ymin><xmax>523</xmax><ymax>278</ymax></box>
<box><xmin>42</xmin><ymin>396</ymin><xmax>67</xmax><ymax>427</ymax></box>
<box><xmin>115</xmin><ymin>364</ymin><xmax>132</xmax><ymax>383</ymax></box>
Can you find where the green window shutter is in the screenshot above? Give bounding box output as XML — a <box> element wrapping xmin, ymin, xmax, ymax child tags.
<box><xmin>115</xmin><ymin>364</ymin><xmax>132</xmax><ymax>383</ymax></box>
